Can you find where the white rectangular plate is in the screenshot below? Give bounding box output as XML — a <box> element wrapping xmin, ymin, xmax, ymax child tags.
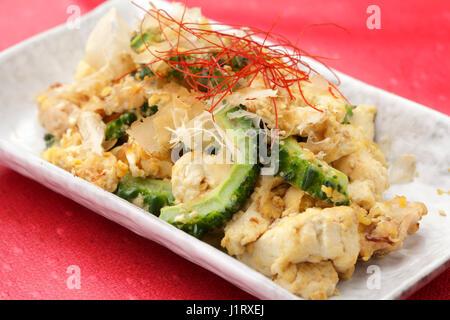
<box><xmin>0</xmin><ymin>0</ymin><xmax>449</xmax><ymax>300</ymax></box>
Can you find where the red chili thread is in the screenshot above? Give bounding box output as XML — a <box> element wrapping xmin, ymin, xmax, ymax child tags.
<box><xmin>123</xmin><ymin>2</ymin><xmax>352</xmax><ymax>133</ymax></box>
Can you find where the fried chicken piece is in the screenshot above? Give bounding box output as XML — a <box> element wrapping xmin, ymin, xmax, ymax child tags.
<box><xmin>42</xmin><ymin>129</ymin><xmax>128</xmax><ymax>192</ymax></box>
<box><xmin>358</xmin><ymin>196</ymin><xmax>427</xmax><ymax>261</ymax></box>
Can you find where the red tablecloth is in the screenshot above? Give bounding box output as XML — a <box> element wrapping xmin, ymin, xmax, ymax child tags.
<box><xmin>0</xmin><ymin>0</ymin><xmax>448</xmax><ymax>300</ymax></box>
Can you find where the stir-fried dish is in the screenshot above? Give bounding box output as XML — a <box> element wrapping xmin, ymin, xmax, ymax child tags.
<box><xmin>36</xmin><ymin>3</ymin><xmax>427</xmax><ymax>299</ymax></box>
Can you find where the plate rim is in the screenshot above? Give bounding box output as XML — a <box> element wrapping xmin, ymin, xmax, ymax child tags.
<box><xmin>0</xmin><ymin>0</ymin><xmax>448</xmax><ymax>300</ymax></box>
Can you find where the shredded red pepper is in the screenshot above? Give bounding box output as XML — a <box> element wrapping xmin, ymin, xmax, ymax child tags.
<box><xmin>122</xmin><ymin>1</ymin><xmax>351</xmax><ymax>133</ymax></box>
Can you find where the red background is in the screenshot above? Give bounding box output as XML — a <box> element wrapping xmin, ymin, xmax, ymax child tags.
<box><xmin>0</xmin><ymin>0</ymin><xmax>448</xmax><ymax>300</ymax></box>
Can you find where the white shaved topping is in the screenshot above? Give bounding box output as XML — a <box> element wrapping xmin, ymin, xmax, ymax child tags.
<box><xmin>77</xmin><ymin>111</ymin><xmax>105</xmax><ymax>155</ymax></box>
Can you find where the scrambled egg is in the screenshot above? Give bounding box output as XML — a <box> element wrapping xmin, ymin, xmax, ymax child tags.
<box><xmin>42</xmin><ymin>129</ymin><xmax>128</xmax><ymax>192</ymax></box>
<box><xmin>111</xmin><ymin>140</ymin><xmax>173</xmax><ymax>180</ymax></box>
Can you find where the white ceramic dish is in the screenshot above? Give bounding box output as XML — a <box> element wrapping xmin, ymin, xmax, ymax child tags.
<box><xmin>0</xmin><ymin>0</ymin><xmax>449</xmax><ymax>300</ymax></box>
